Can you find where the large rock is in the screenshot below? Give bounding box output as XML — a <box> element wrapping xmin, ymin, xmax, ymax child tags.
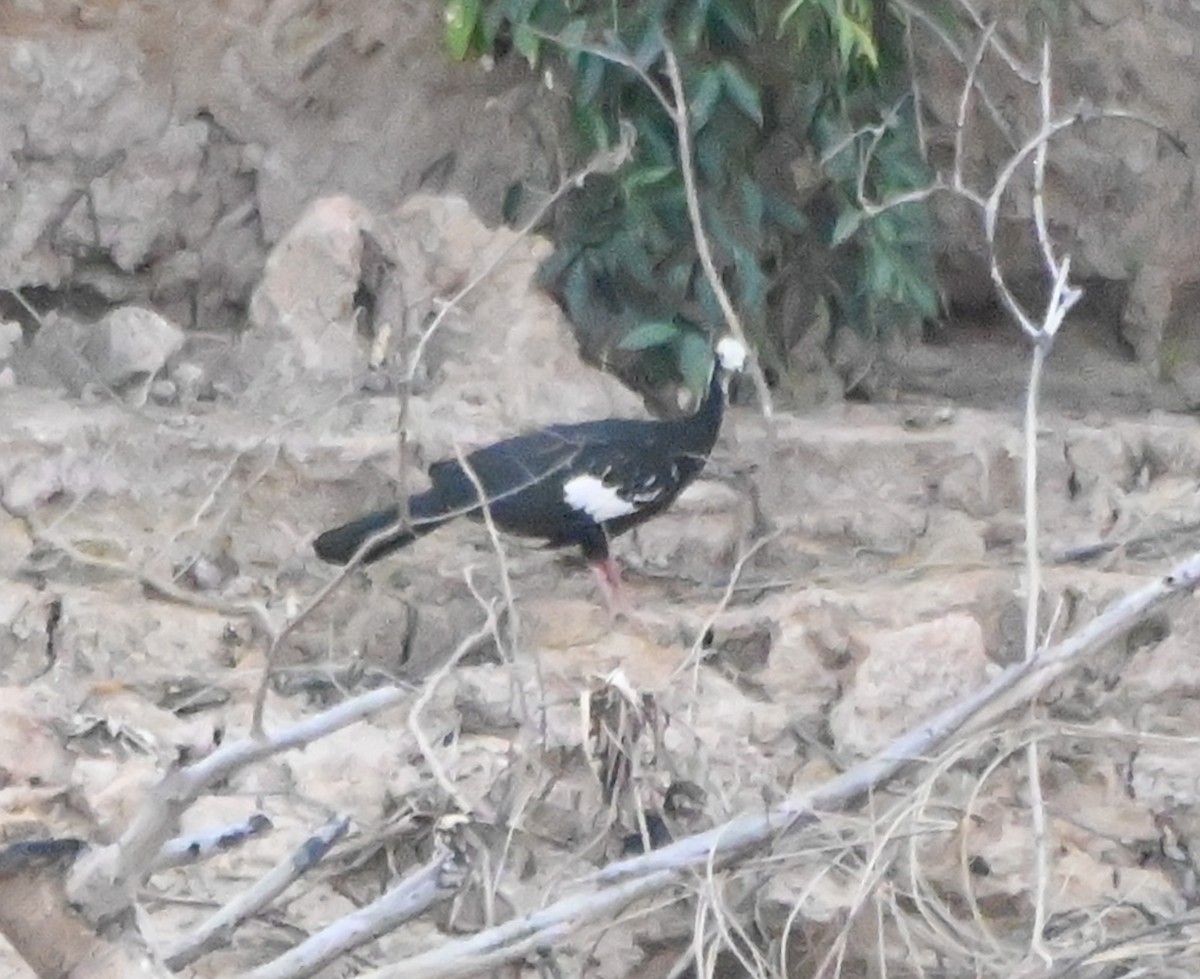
<box><xmin>84</xmin><ymin>306</ymin><xmax>184</xmax><ymax>392</ymax></box>
<box><xmin>829</xmin><ymin>612</ymin><xmax>992</xmax><ymax>757</ymax></box>
<box><xmin>0</xmin><ymin>0</ymin><xmax>559</xmax><ymax>335</ymax></box>
<box><xmin>386</xmin><ymin>194</ymin><xmax>647</xmax><ymax>454</ymax></box>
<box><xmin>245</xmin><ymin>195</ymin><xmax>376</xmax><ymax>386</ymax></box>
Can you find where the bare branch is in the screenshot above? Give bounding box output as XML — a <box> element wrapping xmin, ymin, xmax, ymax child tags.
<box><xmin>407</xmin><ymin>591</ymin><xmax>501</xmax><ymax>820</ymax></box>
<box><xmin>163</xmin><ymin>816</ymin><xmax>350</xmax><ymax>970</ymax></box>
<box><xmin>953</xmin><ymin>20</ymin><xmax>998</xmax><ymax>196</ymax></box>
<box><xmin>343</xmin><ymin>550</ymin><xmax>1200</xmax><ymax>978</ymax></box>
<box><xmin>660</xmin><ymin>42</ymin><xmax>774</xmax><ymax>417</ymax></box>
<box><xmin>153</xmin><ymin>813</ymin><xmax>273</xmax><ymax>872</ymax></box>
<box><xmin>1030</xmin><ymin>38</ymin><xmax>1057</xmax><ymax>273</ymax></box>
<box><xmin>244</xmin><ymin>821</ymin><xmax>471</xmax><ymax>979</ymax></box>
<box><xmin>888</xmin><ymin>0</ymin><xmax>1018</xmax><ymax>147</ymax></box>
<box><xmin>65</xmin><ymin>684</ymin><xmax>416</xmax><ymax>927</ymax></box>
<box><xmin>355</xmin><ymin>869</ymin><xmax>675</xmax><ymax>979</ymax></box>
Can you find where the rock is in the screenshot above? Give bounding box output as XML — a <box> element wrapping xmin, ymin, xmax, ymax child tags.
<box><xmin>756</xmin><ymin>600</ymin><xmax>850</xmax><ymax>721</ymax></box>
<box><xmin>0</xmin><ymin>580</ymin><xmax>51</xmax><ymax>684</ymax></box>
<box><xmin>0</xmin><ymin>319</ymin><xmax>20</xmax><ymax>363</ymax></box>
<box><xmin>169</xmin><ymin>361</ymin><xmax>206</xmax><ymax>403</ymax></box>
<box><xmin>20</xmin><ymin>311</ymin><xmax>90</xmax><ymax>392</ymax></box>
<box><xmin>384</xmin><ymin>194</ymin><xmax>646</xmax><ymax>457</ymax></box>
<box><xmin>80</xmin><ymin>305</ymin><xmax>184</xmax><ymax>392</ymax></box>
<box><xmin>0</xmin><ymin>1</ymin><xmax>558</xmax><ymax>336</ymax></box>
<box><xmin>829</xmin><ymin>612</ymin><xmax>991</xmax><ymax>757</ymax></box>
<box><xmin>149</xmin><ymin>377</ymin><xmax>176</xmax><ymax>403</ymax></box>
<box><xmin>245</xmin><ymin>195</ymin><xmax>377</xmax><ymax>386</ymax></box>
<box><xmin>301</xmin><ymin>195</ymin><xmax>653</xmax><ymax>540</ymax></box>
<box><xmin>0</xmin><ymin>685</ymin><xmax>79</xmax><ymax>835</ymax></box>
<box><xmin>628</xmin><ymin>480</ymin><xmax>751</xmax><ymax>580</ymax></box>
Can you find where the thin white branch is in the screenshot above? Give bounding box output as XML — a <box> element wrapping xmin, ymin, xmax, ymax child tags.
<box><xmin>673</xmin><ymin>531</ymin><xmax>779</xmax><ymax>726</ymax></box>
<box><xmin>244</xmin><ymin>838</ymin><xmax>470</xmax><ymax>979</ymax></box>
<box><xmin>163</xmin><ymin>816</ymin><xmax>351</xmax><ymax>970</ymax></box>
<box><xmin>954</xmin><ymin>21</ymin><xmax>997</xmax><ymax>195</ymax></box>
<box><xmin>888</xmin><ymin>0</ymin><xmax>1018</xmax><ymax>147</ymax></box>
<box><xmin>65</xmin><ymin>684</ymin><xmax>414</xmax><ymax>927</ymax></box>
<box><xmin>407</xmin><ymin>600</ymin><xmax>500</xmax><ymax>820</ymax></box>
<box><xmin>605</xmin><ymin>552</ymin><xmax>1200</xmax><ymax>882</ymax></box>
<box><xmin>339</xmin><ymin>551</ymin><xmax>1200</xmax><ymax>978</ymax></box>
<box><xmin>452</xmin><ymin>443</ymin><xmax>520</xmax><ymax>654</ymax></box>
<box><xmin>1031</xmin><ymin>38</ymin><xmax>1057</xmax><ymax>273</ymax></box>
<box><xmin>982</xmin><ymin>110</ymin><xmax>1080</xmax><ymax>338</ymax></box>
<box><xmin>953</xmin><ymin>0</ymin><xmax>1040</xmax><ymax>83</ymax></box>
<box><xmin>660</xmin><ymin>42</ymin><xmax>774</xmax><ymax>417</ymax></box>
<box><xmin>354</xmin><ymin>869</ymin><xmax>676</xmax><ymax>979</ymax></box>
<box><xmin>1021</xmin><ymin>337</ymin><xmax>1052</xmax><ymax>966</ymax></box>
<box><xmin>152</xmin><ymin>813</ymin><xmax>273</xmax><ymax>872</ymax></box>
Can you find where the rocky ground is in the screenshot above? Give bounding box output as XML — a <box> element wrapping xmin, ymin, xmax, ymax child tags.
<box><xmin>3</xmin><ymin>198</ymin><xmax>1200</xmax><ymax>978</ymax></box>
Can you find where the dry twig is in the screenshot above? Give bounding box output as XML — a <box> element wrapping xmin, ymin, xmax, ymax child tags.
<box><xmin>339</xmin><ymin>550</ymin><xmax>1200</xmax><ymax>978</ymax></box>
<box><xmin>65</xmin><ymin>685</ymin><xmax>415</xmax><ymax>926</ymax></box>
<box><xmin>244</xmin><ymin>819</ymin><xmax>472</xmax><ymax>979</ymax></box>
<box><xmin>153</xmin><ymin>813</ymin><xmax>273</xmax><ymax>872</ymax></box>
<box><xmin>164</xmin><ymin>816</ymin><xmax>350</xmax><ymax>970</ymax></box>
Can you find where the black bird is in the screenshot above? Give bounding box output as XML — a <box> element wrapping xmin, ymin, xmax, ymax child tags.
<box><xmin>313</xmin><ymin>337</ymin><xmax>746</xmax><ymax>610</ymax></box>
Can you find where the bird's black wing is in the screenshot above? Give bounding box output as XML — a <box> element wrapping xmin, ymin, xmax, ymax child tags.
<box><xmin>538</xmin><ymin>418</ymin><xmax>709</xmax><ymax>526</ymax></box>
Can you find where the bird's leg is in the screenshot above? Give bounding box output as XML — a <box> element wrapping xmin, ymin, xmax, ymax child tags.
<box><xmin>590</xmin><ymin>556</ymin><xmax>631</xmax><ymax>619</ymax></box>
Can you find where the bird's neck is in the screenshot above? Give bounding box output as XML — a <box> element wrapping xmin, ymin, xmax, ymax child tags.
<box><xmin>674</xmin><ymin>366</ymin><xmax>727</xmax><ymax>446</ymax></box>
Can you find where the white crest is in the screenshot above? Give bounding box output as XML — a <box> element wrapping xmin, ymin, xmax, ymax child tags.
<box><xmin>715</xmin><ymin>336</ymin><xmax>747</xmax><ymax>372</ymax></box>
<box><xmin>563</xmin><ymin>474</ymin><xmax>637</xmax><ymax>522</ymax></box>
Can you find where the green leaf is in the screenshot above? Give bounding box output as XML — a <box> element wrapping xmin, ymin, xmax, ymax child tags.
<box><xmin>719</xmin><ymin>62</ymin><xmax>763</xmax><ymax>126</ymax></box>
<box><xmin>693</xmin><ymin>269</ymin><xmax>721</xmax><ymax>324</ymax></box>
<box><xmin>622</xmin><ymin>165</ymin><xmax>677</xmax><ymax>192</ymax></box>
<box><xmin>831</xmin><ymin>207</ymin><xmax>863</xmax><ymax>245</ymax></box>
<box><xmin>690</xmin><ymin>69</ymin><xmax>723</xmax><ymax>130</ymax></box>
<box><xmin>835</xmin><ymin>14</ymin><xmax>878</xmax><ymax>69</ymax></box>
<box><xmin>762</xmin><ymin>190</ymin><xmax>807</xmax><ymax>233</ymax></box>
<box><xmin>560</xmin><ymin>18</ymin><xmax>588</xmax><ymax>69</ymax></box>
<box><xmin>632</xmin><ymin>26</ymin><xmax>665</xmax><ymax>69</ymax></box>
<box><xmin>731</xmin><ymin>242</ymin><xmax>767</xmax><ymax>311</ymax></box>
<box><xmin>444</xmin><ymin>0</ymin><xmax>481</xmax><ymax>60</ymax></box>
<box><xmin>577</xmin><ymin>52</ymin><xmax>606</xmax><ymax>104</ymax></box>
<box><xmin>695</xmin><ymin>125</ymin><xmax>728</xmax><ymax>183</ymax></box>
<box><xmin>708</xmin><ymin>0</ymin><xmax>756</xmax><ymax>44</ymax></box>
<box><xmin>664</xmin><ymin>257</ymin><xmax>694</xmax><ymax>297</ymax></box>
<box><xmin>572</xmin><ymin>103</ymin><xmax>610</xmax><ymax>151</ymax></box>
<box><xmin>737</xmin><ymin>175</ymin><xmax>764</xmax><ymax>236</ymax></box>
<box><xmin>680</xmin><ymin>0</ymin><xmax>710</xmax><ymax>49</ymax></box>
<box><xmin>619</xmin><ymin>321</ymin><xmax>682</xmax><ymax>350</ymax></box>
<box><xmin>678</xmin><ymin>330</ymin><xmax>714</xmax><ymax>398</ymax></box>
<box><xmin>906</xmin><ymin>273</ymin><xmax>942</xmax><ymax>319</ymax></box>
<box><xmin>513</xmin><ymin>24</ymin><xmax>540</xmax><ymax>66</ymax></box>
<box><xmin>501</xmin><ymin>183</ymin><xmax>523</xmax><ymax>225</ymax></box>
<box><xmin>778</xmin><ymin>0</ymin><xmax>814</xmax><ymax>33</ymax></box>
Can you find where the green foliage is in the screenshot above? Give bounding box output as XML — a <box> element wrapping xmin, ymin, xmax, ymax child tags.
<box><xmin>443</xmin><ymin>0</ymin><xmax>938</xmax><ymax>393</ymax></box>
<box><xmin>618</xmin><ymin>320</ymin><xmax>714</xmax><ymax>398</ymax></box>
<box><xmin>818</xmin><ymin>98</ymin><xmax>940</xmax><ymax>338</ymax></box>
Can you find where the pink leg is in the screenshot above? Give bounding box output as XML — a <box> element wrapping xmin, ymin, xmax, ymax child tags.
<box><xmin>590</xmin><ymin>556</ymin><xmax>631</xmax><ymax>619</ymax></box>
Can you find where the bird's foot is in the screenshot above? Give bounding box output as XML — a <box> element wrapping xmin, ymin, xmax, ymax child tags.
<box><xmin>591</xmin><ymin>557</ymin><xmax>634</xmax><ymax>621</ymax></box>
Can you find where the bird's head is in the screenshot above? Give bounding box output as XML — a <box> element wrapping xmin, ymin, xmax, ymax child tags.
<box><xmin>709</xmin><ymin>336</ymin><xmax>747</xmax><ymax>405</ymax></box>
<box><xmin>715</xmin><ymin>336</ymin><xmax>747</xmax><ymax>374</ymax></box>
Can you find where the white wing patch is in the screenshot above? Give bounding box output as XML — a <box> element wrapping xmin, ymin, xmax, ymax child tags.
<box><xmin>563</xmin><ymin>474</ymin><xmax>637</xmax><ymax>522</ymax></box>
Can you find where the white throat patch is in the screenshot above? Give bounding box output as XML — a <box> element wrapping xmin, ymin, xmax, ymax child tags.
<box><xmin>715</xmin><ymin>336</ymin><xmax>747</xmax><ymax>372</ymax></box>
<box><xmin>563</xmin><ymin>474</ymin><xmax>637</xmax><ymax>522</ymax></box>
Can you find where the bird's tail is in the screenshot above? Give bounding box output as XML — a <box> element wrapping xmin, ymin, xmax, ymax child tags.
<box><xmin>312</xmin><ymin>490</ymin><xmax>449</xmax><ymax>565</ymax></box>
